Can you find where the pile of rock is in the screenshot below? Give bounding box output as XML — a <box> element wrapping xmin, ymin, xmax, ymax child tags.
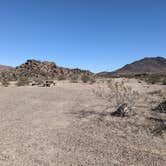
<box><xmin>0</xmin><ymin>59</ymin><xmax>92</xmax><ymax>81</ymax></box>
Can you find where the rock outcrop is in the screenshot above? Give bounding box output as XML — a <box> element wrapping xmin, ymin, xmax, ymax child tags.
<box><xmin>0</xmin><ymin>59</ymin><xmax>92</xmax><ymax>81</ymax></box>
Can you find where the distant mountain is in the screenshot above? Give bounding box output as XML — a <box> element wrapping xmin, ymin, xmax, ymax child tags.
<box><xmin>97</xmin><ymin>57</ymin><xmax>166</xmax><ymax>77</ymax></box>
<box><xmin>0</xmin><ymin>65</ymin><xmax>13</xmax><ymax>72</ymax></box>
<box><xmin>0</xmin><ymin>59</ymin><xmax>92</xmax><ymax>80</ymax></box>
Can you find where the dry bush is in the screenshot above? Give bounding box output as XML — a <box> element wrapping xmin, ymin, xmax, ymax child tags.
<box><xmin>162</xmin><ymin>78</ymin><xmax>166</xmax><ymax>85</ymax></box>
<box><xmin>148</xmin><ymin>117</ymin><xmax>166</xmax><ymax>136</ymax></box>
<box><xmin>145</xmin><ymin>90</ymin><xmax>166</xmax><ymax>136</ymax></box>
<box><xmin>152</xmin><ymin>100</ymin><xmax>166</xmax><ymax>114</ymax></box>
<box><xmin>136</xmin><ymin>74</ymin><xmax>166</xmax><ymax>85</ymax></box>
<box><xmin>58</xmin><ymin>75</ymin><xmax>66</xmax><ymax>80</ymax></box>
<box><xmin>70</xmin><ymin>76</ymin><xmax>78</xmax><ymax>83</ymax></box>
<box><xmin>89</xmin><ymin>78</ymin><xmax>96</xmax><ymax>84</ymax></box>
<box><xmin>0</xmin><ymin>79</ymin><xmax>10</xmax><ymax>87</ymax></box>
<box><xmin>146</xmin><ymin>90</ymin><xmax>166</xmax><ymax>111</ymax></box>
<box><xmin>16</xmin><ymin>78</ymin><xmax>30</xmax><ymax>86</ymax></box>
<box><xmin>81</xmin><ymin>74</ymin><xmax>91</xmax><ymax>83</ymax></box>
<box><xmin>93</xmin><ymin>79</ymin><xmax>140</xmax><ymax>116</ymax></box>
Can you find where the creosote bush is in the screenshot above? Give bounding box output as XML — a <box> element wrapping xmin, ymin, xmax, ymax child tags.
<box><xmin>93</xmin><ymin>79</ymin><xmax>140</xmax><ymax>116</ymax></box>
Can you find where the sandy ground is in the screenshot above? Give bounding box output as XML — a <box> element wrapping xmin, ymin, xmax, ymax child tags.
<box><xmin>0</xmin><ymin>79</ymin><xmax>166</xmax><ymax>166</ymax></box>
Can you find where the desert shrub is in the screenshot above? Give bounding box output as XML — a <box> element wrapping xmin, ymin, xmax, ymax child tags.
<box><xmin>146</xmin><ymin>75</ymin><xmax>161</xmax><ymax>84</ymax></box>
<box><xmin>136</xmin><ymin>74</ymin><xmax>165</xmax><ymax>85</ymax></box>
<box><xmin>16</xmin><ymin>78</ymin><xmax>30</xmax><ymax>86</ymax></box>
<box><xmin>81</xmin><ymin>75</ymin><xmax>91</xmax><ymax>83</ymax></box>
<box><xmin>32</xmin><ymin>78</ymin><xmax>44</xmax><ymax>85</ymax></box>
<box><xmin>58</xmin><ymin>75</ymin><xmax>66</xmax><ymax>80</ymax></box>
<box><xmin>148</xmin><ymin>117</ymin><xmax>166</xmax><ymax>136</ymax></box>
<box><xmin>162</xmin><ymin>78</ymin><xmax>166</xmax><ymax>85</ymax></box>
<box><xmin>70</xmin><ymin>76</ymin><xmax>78</xmax><ymax>83</ymax></box>
<box><xmin>89</xmin><ymin>78</ymin><xmax>96</xmax><ymax>84</ymax></box>
<box><xmin>152</xmin><ymin>100</ymin><xmax>166</xmax><ymax>113</ymax></box>
<box><xmin>131</xmin><ymin>74</ymin><xmax>166</xmax><ymax>85</ymax></box>
<box><xmin>0</xmin><ymin>79</ymin><xmax>10</xmax><ymax>87</ymax></box>
<box><xmin>93</xmin><ymin>80</ymin><xmax>140</xmax><ymax>117</ymax></box>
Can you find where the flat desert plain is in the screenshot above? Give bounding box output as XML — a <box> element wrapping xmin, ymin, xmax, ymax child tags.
<box><xmin>0</xmin><ymin>79</ymin><xmax>166</xmax><ymax>166</ymax></box>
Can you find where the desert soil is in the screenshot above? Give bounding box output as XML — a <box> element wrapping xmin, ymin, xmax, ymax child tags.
<box><xmin>0</xmin><ymin>79</ymin><xmax>166</xmax><ymax>166</ymax></box>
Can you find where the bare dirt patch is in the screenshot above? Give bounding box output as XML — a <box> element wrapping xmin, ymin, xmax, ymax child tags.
<box><xmin>0</xmin><ymin>80</ymin><xmax>166</xmax><ymax>165</ymax></box>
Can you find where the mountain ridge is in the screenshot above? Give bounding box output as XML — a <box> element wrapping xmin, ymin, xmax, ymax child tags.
<box><xmin>0</xmin><ymin>65</ymin><xmax>13</xmax><ymax>72</ymax></box>
<box><xmin>97</xmin><ymin>57</ymin><xmax>166</xmax><ymax>77</ymax></box>
<box><xmin>1</xmin><ymin>57</ymin><xmax>166</xmax><ymax>80</ymax></box>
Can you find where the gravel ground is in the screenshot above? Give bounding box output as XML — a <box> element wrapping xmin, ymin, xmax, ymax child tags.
<box><xmin>0</xmin><ymin>80</ymin><xmax>166</xmax><ymax>166</ymax></box>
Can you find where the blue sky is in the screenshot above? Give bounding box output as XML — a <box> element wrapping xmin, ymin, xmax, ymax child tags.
<box><xmin>0</xmin><ymin>0</ymin><xmax>165</xmax><ymax>72</ymax></box>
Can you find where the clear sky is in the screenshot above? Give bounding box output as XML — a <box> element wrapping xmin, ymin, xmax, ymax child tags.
<box><xmin>0</xmin><ymin>0</ymin><xmax>165</xmax><ymax>72</ymax></box>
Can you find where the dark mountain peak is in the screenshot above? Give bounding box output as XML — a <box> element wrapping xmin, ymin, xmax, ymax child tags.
<box><xmin>142</xmin><ymin>56</ymin><xmax>165</xmax><ymax>60</ymax></box>
<box><xmin>113</xmin><ymin>56</ymin><xmax>166</xmax><ymax>75</ymax></box>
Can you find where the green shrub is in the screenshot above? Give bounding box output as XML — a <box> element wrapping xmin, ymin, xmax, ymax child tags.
<box><xmin>81</xmin><ymin>75</ymin><xmax>91</xmax><ymax>83</ymax></box>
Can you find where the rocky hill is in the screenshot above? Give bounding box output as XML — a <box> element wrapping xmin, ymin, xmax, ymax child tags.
<box><xmin>0</xmin><ymin>59</ymin><xmax>92</xmax><ymax>81</ymax></box>
<box><xmin>97</xmin><ymin>57</ymin><xmax>166</xmax><ymax>77</ymax></box>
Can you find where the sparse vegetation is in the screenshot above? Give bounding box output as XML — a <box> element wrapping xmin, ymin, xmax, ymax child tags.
<box><xmin>93</xmin><ymin>80</ymin><xmax>139</xmax><ymax>117</ymax></box>
<box><xmin>134</xmin><ymin>74</ymin><xmax>166</xmax><ymax>85</ymax></box>
<box><xmin>16</xmin><ymin>77</ymin><xmax>30</xmax><ymax>86</ymax></box>
<box><xmin>81</xmin><ymin>74</ymin><xmax>91</xmax><ymax>83</ymax></box>
<box><xmin>0</xmin><ymin>79</ymin><xmax>10</xmax><ymax>87</ymax></box>
<box><xmin>32</xmin><ymin>78</ymin><xmax>44</xmax><ymax>85</ymax></box>
<box><xmin>89</xmin><ymin>78</ymin><xmax>96</xmax><ymax>84</ymax></box>
<box><xmin>0</xmin><ymin>76</ymin><xmax>166</xmax><ymax>165</ymax></box>
<box><xmin>162</xmin><ymin>78</ymin><xmax>166</xmax><ymax>85</ymax></box>
<box><xmin>70</xmin><ymin>76</ymin><xmax>78</xmax><ymax>83</ymax></box>
<box><xmin>58</xmin><ymin>75</ymin><xmax>66</xmax><ymax>80</ymax></box>
<box><xmin>145</xmin><ymin>74</ymin><xmax>161</xmax><ymax>84</ymax></box>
